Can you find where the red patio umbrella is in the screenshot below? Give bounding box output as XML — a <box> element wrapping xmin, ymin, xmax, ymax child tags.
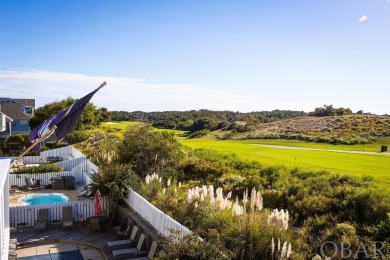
<box><xmin>94</xmin><ymin>189</ymin><xmax>102</xmax><ymax>216</ymax></box>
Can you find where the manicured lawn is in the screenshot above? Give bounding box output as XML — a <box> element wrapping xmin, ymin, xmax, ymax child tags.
<box><xmin>239</xmin><ymin>137</ymin><xmax>390</xmax><ymax>152</ymax></box>
<box><xmin>180</xmin><ymin>138</ymin><xmax>390</xmax><ymax>189</ymax></box>
<box><xmin>101</xmin><ymin>121</ymin><xmax>139</xmax><ymax>130</ymax></box>
<box><xmin>101</xmin><ymin>121</ymin><xmax>186</xmax><ymax>136</ymax></box>
<box><xmin>102</xmin><ymin>121</ymin><xmax>390</xmax><ymax>188</ymax></box>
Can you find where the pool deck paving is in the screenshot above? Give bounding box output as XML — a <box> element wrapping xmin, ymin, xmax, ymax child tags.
<box><xmin>14</xmin><ymin>221</ymin><xmax>119</xmax><ymax>259</ymax></box>
<box><xmin>16</xmin><ymin>241</ymin><xmax>104</xmax><ymax>259</ymax></box>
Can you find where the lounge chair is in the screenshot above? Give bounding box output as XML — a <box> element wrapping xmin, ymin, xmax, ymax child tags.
<box><xmin>115</xmin><ymin>216</ymin><xmax>129</xmax><ymax>230</ymax></box>
<box><xmin>116</xmin><ymin>217</ymin><xmax>131</xmax><ymax>237</ymax></box>
<box><xmin>61</xmin><ymin>206</ymin><xmax>74</xmax><ymax>230</ymax></box>
<box><xmin>89</xmin><ymin>218</ymin><xmax>101</xmax><ymax>234</ymax></box>
<box><xmin>34</xmin><ymin>208</ymin><xmax>49</xmax><ymax>231</ymax></box>
<box><xmin>25</xmin><ymin>177</ymin><xmax>42</xmax><ymax>190</ymax></box>
<box><xmin>108</xmin><ymin>225</ymin><xmax>139</xmax><ymax>251</ymax></box>
<box><xmin>77</xmin><ymin>189</ymin><xmax>95</xmax><ymax>200</ymax></box>
<box><xmin>125</xmin><ymin>241</ymin><xmax>158</xmax><ymax>260</ymax></box>
<box><xmin>112</xmin><ymin>233</ymin><xmax>146</xmax><ymax>259</ymax></box>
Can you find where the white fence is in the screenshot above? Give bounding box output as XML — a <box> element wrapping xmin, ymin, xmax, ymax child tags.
<box><xmin>40</xmin><ymin>146</ymin><xmax>73</xmax><ymax>162</ymax></box>
<box><xmin>57</xmin><ymin>157</ymin><xmax>87</xmax><ymax>171</ymax></box>
<box><xmin>10</xmin><ymin>198</ymin><xmax>108</xmax><ymax>227</ymax></box>
<box><xmin>124</xmin><ymin>188</ymin><xmax>191</xmax><ymax>239</ymax></box>
<box><xmin>86</xmin><ymin>160</ymin><xmax>98</xmax><ymax>174</ymax></box>
<box><xmin>70</xmin><ymin>146</ymin><xmax>85</xmax><ymax>159</ymax></box>
<box><xmin>8</xmin><ymin>171</ymin><xmax>83</xmax><ymax>187</ymax></box>
<box><xmin>5</xmin><ymin>156</ymin><xmax>40</xmax><ymax>164</ymax></box>
<box><xmin>23</xmin><ymin>156</ymin><xmax>41</xmax><ymax>164</ymax></box>
<box><xmin>0</xmin><ymin>159</ymin><xmax>10</xmax><ymax>259</ymax></box>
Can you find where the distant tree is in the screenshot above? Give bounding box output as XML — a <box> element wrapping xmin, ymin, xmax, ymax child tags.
<box><xmin>310</xmin><ymin>105</ymin><xmax>352</xmax><ymax>117</ymax></box>
<box><xmin>110</xmin><ymin>109</ymin><xmax>306</xmax><ymax>130</ymax></box>
<box><xmin>190</xmin><ymin>118</ymin><xmax>219</xmax><ymax>132</ymax></box>
<box><xmin>3</xmin><ymin>133</ymin><xmax>31</xmax><ymax>155</ymax></box>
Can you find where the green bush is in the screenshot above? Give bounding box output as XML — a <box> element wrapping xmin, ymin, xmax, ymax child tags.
<box><xmin>64</xmin><ymin>131</ymin><xmax>89</xmax><ymax>144</ymax></box>
<box><xmin>12</xmin><ymin>164</ymin><xmax>64</xmax><ymax>174</ymax></box>
<box><xmin>44</xmin><ymin>142</ymin><xmax>68</xmax><ymax>149</ymax></box>
<box><xmin>187</xmin><ymin>129</ymin><xmax>210</xmax><ymax>139</ymax></box>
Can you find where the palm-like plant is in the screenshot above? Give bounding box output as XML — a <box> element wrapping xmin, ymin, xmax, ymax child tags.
<box><xmin>88</xmin><ymin>163</ymin><xmax>140</xmax><ymax>224</ymax></box>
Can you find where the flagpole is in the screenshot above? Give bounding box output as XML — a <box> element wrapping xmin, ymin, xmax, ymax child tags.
<box><xmin>15</xmin><ymin>126</ymin><xmax>57</xmax><ymax>162</ymax></box>
<box><xmin>98</xmin><ymin>81</ymin><xmax>107</xmax><ymax>90</ymax></box>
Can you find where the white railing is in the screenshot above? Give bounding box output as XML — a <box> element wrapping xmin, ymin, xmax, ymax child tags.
<box><xmin>57</xmin><ymin>157</ymin><xmax>86</xmax><ymax>171</ymax></box>
<box><xmin>124</xmin><ymin>188</ymin><xmax>191</xmax><ymax>239</ymax></box>
<box><xmin>86</xmin><ymin>160</ymin><xmax>98</xmax><ymax>174</ymax></box>
<box><xmin>23</xmin><ymin>156</ymin><xmax>41</xmax><ymax>164</ymax></box>
<box><xmin>0</xmin><ymin>159</ymin><xmax>10</xmax><ymax>259</ymax></box>
<box><xmin>4</xmin><ymin>156</ymin><xmax>40</xmax><ymax>164</ymax></box>
<box><xmin>83</xmin><ymin>172</ymin><xmax>92</xmax><ymax>187</ymax></box>
<box><xmin>40</xmin><ymin>146</ymin><xmax>74</xmax><ymax>162</ymax></box>
<box><xmin>10</xmin><ymin>198</ymin><xmax>108</xmax><ymax>227</ymax></box>
<box><xmin>8</xmin><ymin>171</ymin><xmax>83</xmax><ymax>187</ymax></box>
<box><xmin>70</xmin><ymin>146</ymin><xmax>85</xmax><ymax>159</ymax></box>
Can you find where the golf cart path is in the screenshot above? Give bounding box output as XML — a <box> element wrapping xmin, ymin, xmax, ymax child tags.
<box><xmin>252</xmin><ymin>144</ymin><xmax>390</xmax><ymax>156</ymax></box>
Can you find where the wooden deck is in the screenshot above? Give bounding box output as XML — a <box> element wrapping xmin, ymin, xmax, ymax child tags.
<box><xmin>13</xmin><ymin>221</ymin><xmax>121</xmax><ymax>259</ymax></box>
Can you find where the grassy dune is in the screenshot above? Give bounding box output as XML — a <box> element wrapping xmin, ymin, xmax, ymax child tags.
<box><xmin>237</xmin><ymin>115</ymin><xmax>390</xmax><ymax>144</ymax></box>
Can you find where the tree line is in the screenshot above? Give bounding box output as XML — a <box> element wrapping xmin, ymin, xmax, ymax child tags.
<box><xmin>111</xmin><ymin>109</ymin><xmax>307</xmax><ymax>132</ymax></box>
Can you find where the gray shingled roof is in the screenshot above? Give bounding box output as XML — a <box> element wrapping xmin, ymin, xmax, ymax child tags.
<box><xmin>0</xmin><ymin>103</ymin><xmax>31</xmax><ymax>120</ymax></box>
<box><xmin>0</xmin><ymin>98</ymin><xmax>35</xmax><ymax>107</ymax></box>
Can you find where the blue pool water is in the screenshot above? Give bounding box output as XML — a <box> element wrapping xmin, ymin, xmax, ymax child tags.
<box><xmin>20</xmin><ymin>193</ymin><xmax>69</xmax><ymax>205</ymax></box>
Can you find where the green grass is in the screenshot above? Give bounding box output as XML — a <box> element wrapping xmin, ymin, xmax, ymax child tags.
<box><xmin>102</xmin><ymin>121</ymin><xmax>390</xmax><ymax>189</ymax></box>
<box><xmin>101</xmin><ymin>121</ymin><xmax>139</xmax><ymax>130</ymax></box>
<box><xmin>180</xmin><ymin>138</ymin><xmax>390</xmax><ymax>189</ymax></box>
<box><xmin>101</xmin><ymin>121</ymin><xmax>186</xmax><ymax>137</ymax></box>
<box><xmin>238</xmin><ymin>137</ymin><xmax>390</xmax><ymax>152</ymax></box>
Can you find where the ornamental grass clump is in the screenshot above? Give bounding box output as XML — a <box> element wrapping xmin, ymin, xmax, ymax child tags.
<box><xmin>187</xmin><ymin>185</ymin><xmax>211</xmax><ymax>204</ymax></box>
<box><xmin>186</xmin><ymin>185</ymin><xmax>234</xmax><ymax>211</ymax></box>
<box><xmin>249</xmin><ymin>187</ymin><xmax>263</xmax><ymax>212</ymax></box>
<box><xmin>146</xmin><ymin>181</ymin><xmax>292</xmax><ymax>259</ymax></box>
<box><xmin>268</xmin><ymin>209</ymin><xmax>292</xmax><ymax>259</ymax></box>
<box><xmin>267</xmin><ymin>208</ymin><xmax>289</xmax><ymax>231</ymax></box>
<box><xmin>232</xmin><ymin>197</ymin><xmax>244</xmax><ymax>217</ymax></box>
<box><xmin>145</xmin><ymin>172</ymin><xmax>160</xmax><ymax>184</ymax></box>
<box><xmin>143</xmin><ymin>172</ymin><xmax>163</xmax><ymax>199</ymax></box>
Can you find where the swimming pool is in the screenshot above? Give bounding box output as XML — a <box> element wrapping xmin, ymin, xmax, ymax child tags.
<box><xmin>19</xmin><ymin>193</ymin><xmax>69</xmax><ymax>205</ymax></box>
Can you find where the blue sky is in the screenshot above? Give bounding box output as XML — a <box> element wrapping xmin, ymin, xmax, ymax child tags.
<box><xmin>0</xmin><ymin>0</ymin><xmax>389</xmax><ymax>114</ymax></box>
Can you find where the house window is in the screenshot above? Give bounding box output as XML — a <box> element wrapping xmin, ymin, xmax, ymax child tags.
<box><xmin>20</xmin><ymin>120</ymin><xmax>28</xmax><ymax>125</ymax></box>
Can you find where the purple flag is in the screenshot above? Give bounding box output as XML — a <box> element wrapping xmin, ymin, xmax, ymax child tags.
<box><xmin>29</xmin><ymin>83</ymin><xmax>105</xmax><ymax>151</ymax></box>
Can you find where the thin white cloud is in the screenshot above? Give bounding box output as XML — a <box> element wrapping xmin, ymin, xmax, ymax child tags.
<box><xmin>359</xmin><ymin>15</ymin><xmax>368</xmax><ymax>23</ymax></box>
<box><xmin>0</xmin><ymin>69</ymin><xmax>275</xmax><ymax>112</ymax></box>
